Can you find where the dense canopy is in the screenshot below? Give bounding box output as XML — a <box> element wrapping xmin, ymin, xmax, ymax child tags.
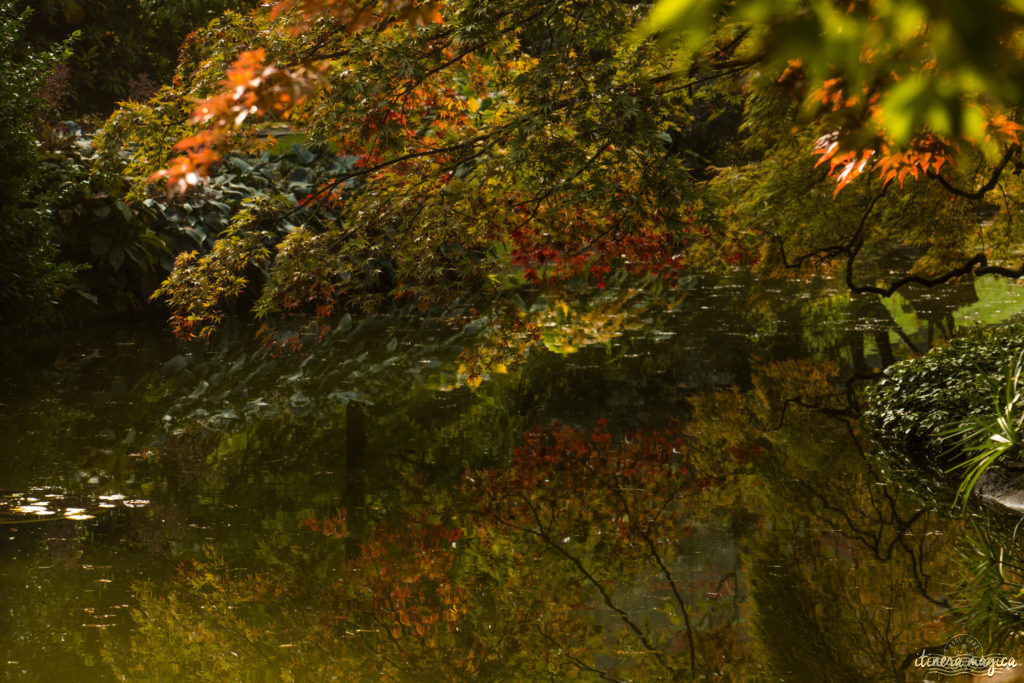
<box><xmin>2</xmin><ymin>0</ymin><xmax>1024</xmax><ymax>339</ymax></box>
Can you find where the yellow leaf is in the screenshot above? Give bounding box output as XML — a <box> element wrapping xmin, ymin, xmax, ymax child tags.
<box><xmin>467</xmin><ymin>97</ymin><xmax>480</xmax><ymax>113</ymax></box>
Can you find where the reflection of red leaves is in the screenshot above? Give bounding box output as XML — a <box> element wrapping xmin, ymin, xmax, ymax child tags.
<box><xmin>303</xmin><ymin>509</ymin><xmax>349</xmax><ymax>538</ymax></box>
<box><xmin>466</xmin><ymin>421</ymin><xmax>693</xmax><ymax>505</ymax></box>
<box><xmin>330</xmin><ymin>512</ymin><xmax>468</xmax><ymax>646</ymax></box>
<box><xmin>293</xmin><ymin>420</ymin><xmax>755</xmax><ymax>670</ymax></box>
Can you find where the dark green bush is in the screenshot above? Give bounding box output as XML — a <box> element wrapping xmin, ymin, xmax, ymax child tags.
<box><xmin>17</xmin><ymin>0</ymin><xmax>260</xmax><ymax>117</ymax></box>
<box><xmin>38</xmin><ymin>129</ymin><xmax>362</xmax><ymax>314</ymax></box>
<box><xmin>35</xmin><ymin>123</ymin><xmax>173</xmax><ymax>311</ymax></box>
<box><xmin>863</xmin><ymin>324</ymin><xmax>1024</xmax><ymax>457</ymax></box>
<box><xmin>0</xmin><ymin>4</ymin><xmax>75</xmax><ymax>326</ymax></box>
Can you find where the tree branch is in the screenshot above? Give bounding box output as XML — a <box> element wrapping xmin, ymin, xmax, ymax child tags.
<box><xmin>926</xmin><ymin>144</ymin><xmax>1020</xmax><ymax>200</ymax></box>
<box><xmin>514</xmin><ymin>492</ymin><xmax>673</xmax><ymax>672</ymax></box>
<box><xmin>535</xmin><ymin>626</ymin><xmax>620</xmax><ymax>682</ymax></box>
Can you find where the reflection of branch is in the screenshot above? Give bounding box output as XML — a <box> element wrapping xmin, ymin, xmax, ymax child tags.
<box><xmin>889</xmin><ymin>325</ymin><xmax>921</xmax><ymax>356</ymax></box>
<box><xmin>712</xmin><ymin>572</ymin><xmax>738</xmax><ymax>597</ymax></box>
<box><xmin>796</xmin><ymin>465</ymin><xmax>950</xmax><ymax>610</ymax></box>
<box><xmin>807</xmin><ymin>421</ymin><xmax>952</xmax><ymax>612</ymax></box>
<box><xmin>895</xmin><ymin>644</ymin><xmax>949</xmax><ymax>676</ymax></box>
<box><xmin>536</xmin><ymin>625</ymin><xmax>620</xmax><ymax>682</ymax></box>
<box><xmin>769</xmin><ymin>395</ymin><xmax>854</xmax><ymax>431</ymax></box>
<box><xmin>366</xmin><ymin>556</ymin><xmax>422</xmax><ymax>676</ymax></box>
<box><xmin>513</xmin><ymin>492</ymin><xmax>673</xmax><ymax>673</ymax></box>
<box><xmin>843</xmin><ymin>370</ymin><xmax>884</xmax><ymax>413</ymax></box>
<box><xmin>712</xmin><ymin>572</ymin><xmax>741</xmax><ymax>622</ymax></box>
<box><xmin>610</xmin><ymin>486</ymin><xmax>697</xmax><ymax>678</ymax></box>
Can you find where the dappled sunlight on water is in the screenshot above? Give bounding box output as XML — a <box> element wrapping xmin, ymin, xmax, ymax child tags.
<box><xmin>1</xmin><ymin>489</ymin><xmax>151</xmax><ymax>523</ymax></box>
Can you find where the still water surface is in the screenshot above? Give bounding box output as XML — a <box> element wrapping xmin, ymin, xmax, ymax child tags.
<box><xmin>4</xmin><ymin>273</ymin><xmax>1024</xmax><ymax>680</ymax></box>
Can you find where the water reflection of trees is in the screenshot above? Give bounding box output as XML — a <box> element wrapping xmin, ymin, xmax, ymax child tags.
<box><xmin>105</xmin><ymin>419</ymin><xmax>760</xmax><ymax>680</ymax></box>
<box><xmin>102</xmin><ymin>354</ymin><xmax>976</xmax><ymax>680</ymax></box>
<box><xmin>688</xmin><ymin>357</ymin><xmax>966</xmax><ymax>681</ymax></box>
<box><xmin>5</xmin><ymin>272</ymin><xmax>1014</xmax><ymax>678</ymax></box>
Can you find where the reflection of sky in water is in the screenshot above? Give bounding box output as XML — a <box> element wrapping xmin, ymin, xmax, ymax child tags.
<box><xmin>883</xmin><ymin>276</ymin><xmax>1024</xmax><ymax>332</ymax></box>
<box><xmin>952</xmin><ymin>277</ymin><xmax>1024</xmax><ymax>325</ymax></box>
<box><xmin>1</xmin><ymin>487</ymin><xmax>149</xmax><ymax>522</ymax></box>
<box><xmin>870</xmin><ymin>276</ymin><xmax>1024</xmax><ymax>361</ymax></box>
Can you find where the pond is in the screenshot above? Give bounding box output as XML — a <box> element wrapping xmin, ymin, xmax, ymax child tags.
<box><xmin>5</xmin><ymin>272</ymin><xmax>1024</xmax><ymax>680</ymax></box>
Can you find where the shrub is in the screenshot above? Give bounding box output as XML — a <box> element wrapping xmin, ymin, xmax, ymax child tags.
<box><xmin>0</xmin><ymin>4</ymin><xmax>74</xmax><ymax>326</ymax></box>
<box><xmin>863</xmin><ymin>324</ymin><xmax>1024</xmax><ymax>459</ymax></box>
<box><xmin>15</xmin><ymin>0</ymin><xmax>260</xmax><ymax>117</ymax></box>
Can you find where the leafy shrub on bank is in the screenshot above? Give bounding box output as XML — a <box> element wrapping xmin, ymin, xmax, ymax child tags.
<box><xmin>40</xmin><ymin>125</ymin><xmax>364</xmax><ymax>316</ymax></box>
<box><xmin>0</xmin><ymin>5</ymin><xmax>75</xmax><ymax>327</ymax></box>
<box><xmin>36</xmin><ymin>123</ymin><xmax>173</xmax><ymax>311</ymax></box>
<box><xmin>16</xmin><ymin>0</ymin><xmax>259</xmax><ymax>117</ymax></box>
<box><xmin>863</xmin><ymin>324</ymin><xmax>1024</xmax><ymax>458</ymax></box>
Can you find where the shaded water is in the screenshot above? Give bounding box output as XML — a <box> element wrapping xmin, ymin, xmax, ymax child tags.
<box><xmin>5</xmin><ymin>273</ymin><xmax>1024</xmax><ymax>680</ymax></box>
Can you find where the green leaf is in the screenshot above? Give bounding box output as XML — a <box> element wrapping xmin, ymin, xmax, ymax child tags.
<box><xmin>89</xmin><ymin>235</ymin><xmax>112</xmax><ymax>257</ymax></box>
<box><xmin>115</xmin><ymin>198</ymin><xmax>133</xmax><ymax>223</ymax></box>
<box><xmin>109</xmin><ymin>245</ymin><xmax>125</xmax><ymax>270</ymax></box>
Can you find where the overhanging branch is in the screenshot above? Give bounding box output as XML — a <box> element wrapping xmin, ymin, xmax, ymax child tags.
<box><xmin>926</xmin><ymin>144</ymin><xmax>1020</xmax><ymax>200</ymax></box>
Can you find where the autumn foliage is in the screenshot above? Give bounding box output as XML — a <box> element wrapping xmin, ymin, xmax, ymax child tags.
<box><xmin>81</xmin><ymin>0</ymin><xmax>1022</xmax><ymax>349</ymax></box>
<box><xmin>150</xmin><ymin>48</ymin><xmax>322</xmax><ymax>194</ymax></box>
<box><xmin>807</xmin><ymin>79</ymin><xmax>1022</xmax><ymax>196</ymax></box>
